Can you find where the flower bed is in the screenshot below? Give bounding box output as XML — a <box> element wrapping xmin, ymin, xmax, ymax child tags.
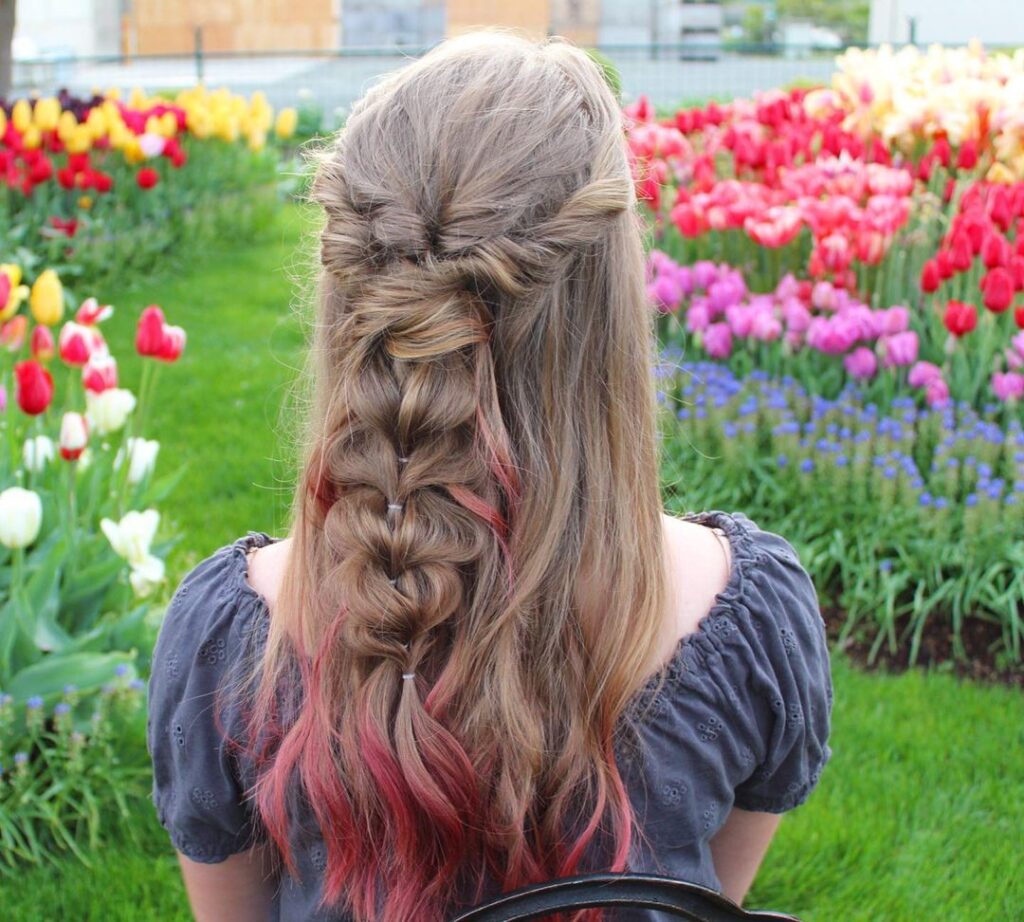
<box><xmin>0</xmin><ymin>266</ymin><xmax>185</xmax><ymax>867</ymax></box>
<box><xmin>632</xmin><ymin>44</ymin><xmax>1024</xmax><ymax>669</ymax></box>
<box><xmin>1</xmin><ymin>87</ymin><xmax>298</xmax><ymax>287</ymax></box>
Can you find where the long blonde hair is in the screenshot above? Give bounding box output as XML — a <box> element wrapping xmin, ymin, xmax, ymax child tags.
<box><xmin>244</xmin><ymin>30</ymin><xmax>668</xmax><ymax>922</ymax></box>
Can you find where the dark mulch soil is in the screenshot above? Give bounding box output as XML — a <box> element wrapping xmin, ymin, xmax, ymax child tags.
<box><xmin>821</xmin><ymin>606</ymin><xmax>1024</xmax><ymax>689</ymax></box>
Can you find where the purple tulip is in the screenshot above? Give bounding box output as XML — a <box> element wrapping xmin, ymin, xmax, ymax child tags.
<box><xmin>687</xmin><ymin>301</ymin><xmax>712</xmax><ymax>332</ymax></box>
<box><xmin>648</xmin><ymin>275</ymin><xmax>683</xmax><ymax>313</ymax></box>
<box><xmin>909</xmin><ymin>360</ymin><xmax>943</xmax><ymax>388</ymax></box>
<box><xmin>750</xmin><ymin>309</ymin><xmax>783</xmax><ymax>342</ymax></box>
<box><xmin>725</xmin><ymin>304</ymin><xmax>756</xmax><ymax>337</ymax></box>
<box><xmin>925</xmin><ymin>376</ymin><xmax>951</xmax><ymax>406</ymax></box>
<box><xmin>781</xmin><ymin>297</ymin><xmax>812</xmax><ymax>333</ymax></box>
<box><xmin>693</xmin><ymin>260</ymin><xmax>718</xmax><ymax>290</ymax></box>
<box><xmin>882</xmin><ymin>305</ymin><xmax>910</xmax><ymax>335</ymax></box>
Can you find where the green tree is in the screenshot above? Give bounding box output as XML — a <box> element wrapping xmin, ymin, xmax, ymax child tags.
<box><xmin>777</xmin><ymin>0</ymin><xmax>869</xmax><ymax>44</ymax></box>
<box><xmin>741</xmin><ymin>5</ymin><xmax>770</xmax><ymax>46</ymax></box>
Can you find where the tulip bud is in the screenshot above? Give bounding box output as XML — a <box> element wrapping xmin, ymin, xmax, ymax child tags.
<box><xmin>2</xmin><ymin>314</ymin><xmax>28</xmax><ymax>352</ymax></box>
<box><xmin>59</xmin><ymin>412</ymin><xmax>89</xmax><ymax>461</ymax></box>
<box><xmin>85</xmin><ymin>387</ymin><xmax>136</xmax><ymax>434</ymax></box>
<box><xmin>136</xmin><ymin>305</ymin><xmax>166</xmax><ymax>356</ymax></box>
<box><xmin>115</xmin><ymin>437</ymin><xmax>160</xmax><ymax>484</ymax></box>
<box><xmin>82</xmin><ymin>352</ymin><xmax>118</xmax><ymax>393</ymax></box>
<box><xmin>14</xmin><ymin>360</ymin><xmax>55</xmax><ymax>415</ymax></box>
<box><xmin>157</xmin><ymin>324</ymin><xmax>186</xmax><ymax>362</ymax></box>
<box><xmin>29</xmin><ymin>269</ymin><xmax>64</xmax><ymax>326</ymax></box>
<box><xmin>0</xmin><ymin>487</ymin><xmax>43</xmax><ymax>549</ymax></box>
<box><xmin>75</xmin><ymin>297</ymin><xmax>114</xmax><ymax>326</ymax></box>
<box><xmin>58</xmin><ymin>321</ymin><xmax>100</xmax><ymax>366</ymax></box>
<box><xmin>30</xmin><ymin>324</ymin><xmax>55</xmax><ymax>360</ymax></box>
<box><xmin>23</xmin><ymin>435</ymin><xmax>55</xmax><ymax>472</ymax></box>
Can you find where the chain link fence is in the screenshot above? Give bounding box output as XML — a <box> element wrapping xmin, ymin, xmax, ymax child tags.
<box><xmin>10</xmin><ymin>42</ymin><xmax>845</xmax><ymax>121</ymax></box>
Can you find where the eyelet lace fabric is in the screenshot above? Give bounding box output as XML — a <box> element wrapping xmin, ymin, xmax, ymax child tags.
<box><xmin>146</xmin><ymin>510</ymin><xmax>833</xmax><ymax>920</ymax></box>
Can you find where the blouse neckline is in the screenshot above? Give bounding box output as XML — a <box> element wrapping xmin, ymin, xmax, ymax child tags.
<box><xmin>225</xmin><ymin>509</ymin><xmax>759</xmax><ymax>725</ymax></box>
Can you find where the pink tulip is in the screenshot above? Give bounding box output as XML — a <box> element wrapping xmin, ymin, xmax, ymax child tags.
<box><xmin>925</xmin><ymin>376</ymin><xmax>950</xmax><ymax>406</ymax></box>
<box><xmin>992</xmin><ymin>371</ymin><xmax>1024</xmax><ymax>402</ymax></box>
<box><xmin>750</xmin><ymin>309</ymin><xmax>783</xmax><ymax>341</ymax></box>
<box><xmin>843</xmin><ymin>346</ymin><xmax>878</xmax><ymax>380</ymax></box>
<box><xmin>880</xmin><ymin>331</ymin><xmax>919</xmax><ymax>368</ymax></box>
<box><xmin>686</xmin><ymin>301</ymin><xmax>712</xmax><ymax>332</ymax></box>
<box><xmin>909</xmin><ymin>361</ymin><xmax>943</xmax><ymax>388</ymax></box>
<box><xmin>703</xmin><ymin>322</ymin><xmax>733</xmax><ymax>359</ymax></box>
<box><xmin>157</xmin><ymin>325</ymin><xmax>186</xmax><ymax>363</ymax></box>
<box><xmin>881</xmin><ymin>305</ymin><xmax>910</xmax><ymax>335</ymax></box>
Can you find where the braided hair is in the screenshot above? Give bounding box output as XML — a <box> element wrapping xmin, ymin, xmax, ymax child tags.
<box><xmin>242</xmin><ymin>30</ymin><xmax>668</xmax><ymax>922</ymax></box>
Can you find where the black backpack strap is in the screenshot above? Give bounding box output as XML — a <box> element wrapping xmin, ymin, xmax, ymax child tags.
<box><xmin>450</xmin><ymin>872</ymin><xmax>801</xmax><ymax>922</ymax></box>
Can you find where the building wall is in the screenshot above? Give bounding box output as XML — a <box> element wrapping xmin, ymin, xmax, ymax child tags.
<box><xmin>550</xmin><ymin>0</ymin><xmax>601</xmax><ymax>45</ymax></box>
<box><xmin>13</xmin><ymin>0</ymin><xmax>120</xmax><ymax>57</ymax></box>
<box><xmin>869</xmin><ymin>0</ymin><xmax>1024</xmax><ymax>46</ymax></box>
<box><xmin>446</xmin><ymin>0</ymin><xmax>551</xmax><ymax>39</ymax></box>
<box><xmin>342</xmin><ymin>0</ymin><xmax>444</xmax><ymax>47</ymax></box>
<box><xmin>131</xmin><ymin>0</ymin><xmax>340</xmax><ymax>54</ymax></box>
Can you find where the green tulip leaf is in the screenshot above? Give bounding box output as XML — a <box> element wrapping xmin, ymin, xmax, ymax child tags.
<box><xmin>6</xmin><ymin>651</ymin><xmax>136</xmax><ymax>703</ymax></box>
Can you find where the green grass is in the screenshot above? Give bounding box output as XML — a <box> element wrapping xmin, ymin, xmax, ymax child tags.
<box><xmin>4</xmin><ymin>201</ymin><xmax>1022</xmax><ymax>920</ymax></box>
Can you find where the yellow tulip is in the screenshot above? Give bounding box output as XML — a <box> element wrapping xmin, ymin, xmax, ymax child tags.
<box><xmin>247</xmin><ymin>129</ymin><xmax>266</xmax><ymax>152</ymax></box>
<box><xmin>86</xmin><ymin>107</ymin><xmax>107</xmax><ymax>140</ymax></box>
<box><xmin>57</xmin><ymin>109</ymin><xmax>77</xmax><ymax>141</ymax></box>
<box><xmin>78</xmin><ymin>195</ymin><xmax>94</xmax><ymax>210</ymax></box>
<box><xmin>129</xmin><ymin>87</ymin><xmax>147</xmax><ymax>109</ymax></box>
<box><xmin>274</xmin><ymin>107</ymin><xmax>298</xmax><ymax>139</ymax></box>
<box><xmin>30</xmin><ymin>269</ymin><xmax>64</xmax><ymax>327</ymax></box>
<box><xmin>104</xmin><ymin>87</ymin><xmax>122</xmax><ymax>100</ymax></box>
<box><xmin>0</xmin><ymin>265</ymin><xmax>29</xmax><ymax>322</ymax></box>
<box><xmin>144</xmin><ymin>114</ymin><xmax>162</xmax><ymax>136</ymax></box>
<box><xmin>32</xmin><ymin>97</ymin><xmax>61</xmax><ymax>132</ymax></box>
<box><xmin>123</xmin><ymin>137</ymin><xmax>145</xmax><ymax>165</ymax></box>
<box><xmin>12</xmin><ymin>99</ymin><xmax>31</xmax><ymax>133</ymax></box>
<box><xmin>1</xmin><ymin>264</ymin><xmax>23</xmax><ymax>288</ymax></box>
<box><xmin>21</xmin><ymin>125</ymin><xmax>41</xmax><ymax>149</ymax></box>
<box><xmin>0</xmin><ymin>108</ymin><xmax>6</xmax><ymax>135</ymax></box>
<box><xmin>986</xmin><ymin>161</ymin><xmax>1016</xmax><ymax>184</ymax></box>
<box><xmin>66</xmin><ymin>124</ymin><xmax>93</xmax><ymax>154</ymax></box>
<box><xmin>160</xmin><ymin>111</ymin><xmax>177</xmax><ymax>136</ymax></box>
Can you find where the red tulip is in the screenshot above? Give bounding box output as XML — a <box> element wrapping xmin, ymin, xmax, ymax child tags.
<box><xmin>936</xmin><ymin>249</ymin><xmax>955</xmax><ymax>280</ymax></box>
<box><xmin>157</xmin><ymin>324</ymin><xmax>186</xmax><ymax>362</ymax></box>
<box><xmin>1015</xmin><ymin>306</ymin><xmax>1024</xmax><ymax>330</ymax></box>
<box><xmin>981</xmin><ymin>233</ymin><xmax>1009</xmax><ymax>269</ymax></box>
<box><xmin>920</xmin><ymin>259</ymin><xmax>941</xmax><ymax>293</ymax></box>
<box><xmin>950</xmin><ymin>232</ymin><xmax>973</xmax><ymax>272</ymax></box>
<box><xmin>57</xmin><ymin>166</ymin><xmax>75</xmax><ymax>189</ymax></box>
<box><xmin>68</xmin><ymin>152</ymin><xmax>89</xmax><ymax>173</ymax></box>
<box><xmin>58</xmin><ymin>321</ymin><xmax>99</xmax><ymax>366</ymax></box>
<box><xmin>14</xmin><ymin>360</ymin><xmax>54</xmax><ymax>415</ymax></box>
<box><xmin>136</xmin><ymin>305</ymin><xmax>166</xmax><ymax>356</ymax></box>
<box><xmin>30</xmin><ymin>324</ymin><xmax>55</xmax><ymax>360</ymax></box>
<box><xmin>75</xmin><ymin>297</ymin><xmax>113</xmax><ymax>325</ymax></box>
<box><xmin>93</xmin><ymin>171</ymin><xmax>113</xmax><ymax>193</ymax></box>
<box><xmin>136</xmin><ymin>167</ymin><xmax>159</xmax><ymax>190</ymax></box>
<box><xmin>59</xmin><ymin>412</ymin><xmax>89</xmax><ymax>461</ymax></box>
<box><xmin>956</xmin><ymin>139</ymin><xmax>979</xmax><ymax>171</ymax></box>
<box><xmin>981</xmin><ymin>267</ymin><xmax>1014</xmax><ymax>313</ymax></box>
<box><xmin>82</xmin><ymin>353</ymin><xmax>118</xmax><ymax>393</ymax></box>
<box><xmin>670</xmin><ymin>202</ymin><xmax>706</xmax><ymax>238</ymax></box>
<box><xmin>1011</xmin><ymin>256</ymin><xmax>1024</xmax><ymax>292</ymax></box>
<box><xmin>943</xmin><ymin>300</ymin><xmax>977</xmax><ymax>337</ymax></box>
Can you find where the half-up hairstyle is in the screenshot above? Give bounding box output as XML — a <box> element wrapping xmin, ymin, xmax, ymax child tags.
<box><xmin>241</xmin><ymin>30</ymin><xmax>669</xmax><ymax>922</ymax></box>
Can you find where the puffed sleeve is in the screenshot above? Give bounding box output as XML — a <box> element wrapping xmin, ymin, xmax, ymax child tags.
<box><xmin>146</xmin><ymin>541</ymin><xmax>263</xmax><ymax>863</ymax></box>
<box><xmin>730</xmin><ymin>520</ymin><xmax>833</xmax><ymax>814</ymax></box>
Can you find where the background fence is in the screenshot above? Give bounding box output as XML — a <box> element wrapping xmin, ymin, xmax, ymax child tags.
<box><xmin>9</xmin><ymin>42</ymin><xmax>852</xmax><ymax>118</ymax></box>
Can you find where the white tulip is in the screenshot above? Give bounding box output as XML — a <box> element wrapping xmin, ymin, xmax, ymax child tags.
<box><xmin>129</xmin><ymin>553</ymin><xmax>165</xmax><ymax>597</ymax></box>
<box><xmin>101</xmin><ymin>508</ymin><xmax>166</xmax><ymax>596</ymax></box>
<box><xmin>0</xmin><ymin>487</ymin><xmax>43</xmax><ymax>549</ymax></box>
<box><xmin>22</xmin><ymin>435</ymin><xmax>55</xmax><ymax>473</ymax></box>
<box><xmin>85</xmin><ymin>388</ymin><xmax>136</xmax><ymax>435</ymax></box>
<box><xmin>100</xmin><ymin>509</ymin><xmax>160</xmax><ymax>567</ymax></box>
<box><xmin>114</xmin><ymin>437</ymin><xmax>160</xmax><ymax>484</ymax></box>
<box><xmin>59</xmin><ymin>412</ymin><xmax>89</xmax><ymax>461</ymax></box>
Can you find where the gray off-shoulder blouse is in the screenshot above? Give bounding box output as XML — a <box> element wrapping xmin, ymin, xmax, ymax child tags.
<box><xmin>147</xmin><ymin>510</ymin><xmax>833</xmax><ymax>921</ymax></box>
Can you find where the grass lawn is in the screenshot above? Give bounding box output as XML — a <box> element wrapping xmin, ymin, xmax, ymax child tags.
<box><xmin>4</xmin><ymin>201</ymin><xmax>1021</xmax><ymax>921</ymax></box>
